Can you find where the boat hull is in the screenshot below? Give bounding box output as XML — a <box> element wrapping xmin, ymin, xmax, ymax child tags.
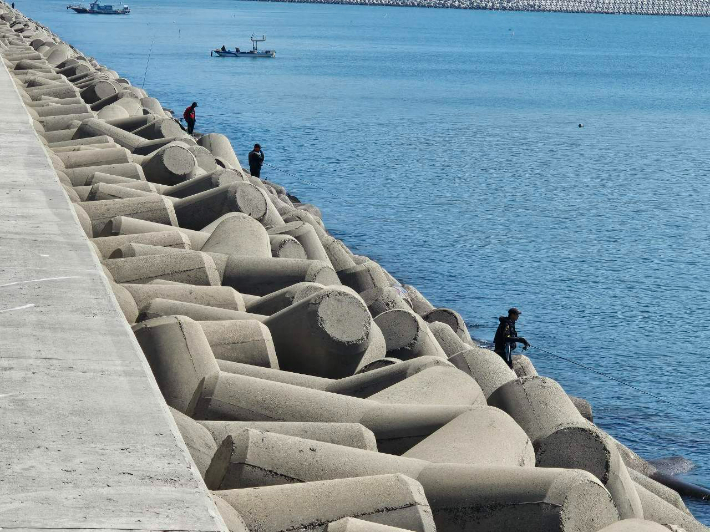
<box><xmin>211</xmin><ymin>50</ymin><xmax>276</xmax><ymax>58</ymax></box>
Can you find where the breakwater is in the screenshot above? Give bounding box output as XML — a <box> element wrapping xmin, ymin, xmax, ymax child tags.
<box><xmin>244</xmin><ymin>0</ymin><xmax>710</xmax><ymax>16</ymax></box>
<box><xmin>1</xmin><ymin>3</ymin><xmax>709</xmax><ymax>532</ymax></box>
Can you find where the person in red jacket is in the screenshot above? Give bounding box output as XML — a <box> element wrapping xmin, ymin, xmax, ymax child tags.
<box><xmin>183</xmin><ymin>102</ymin><xmax>197</xmax><ymax>134</ymax></box>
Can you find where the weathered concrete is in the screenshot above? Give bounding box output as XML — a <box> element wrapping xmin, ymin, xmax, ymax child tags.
<box><xmin>132</xmin><ymin>315</ymin><xmax>221</xmax><ymax>416</ymax></box>
<box><xmin>200</xmin><ymin>319</ymin><xmax>278</xmax><ymax>367</ymax></box>
<box><xmin>199</xmin><ymin>420</ymin><xmax>378</xmax><ymax>451</ymax></box>
<box><xmin>448</xmin><ymin>346</ymin><xmax>517</xmax><ymax>398</ymax></box>
<box><xmin>374</xmin><ymin>308</ymin><xmax>447</xmax><ymax>360</ymax></box>
<box><xmin>402</xmin><ymin>406</ymin><xmax>535</xmax><ymax>466</ymax></box>
<box><xmin>212</xmin><ymin>429</ymin><xmax>620</xmax><ymax>532</ymax></box>
<box><xmin>201</xmin><ymin>371</ymin><xmax>472</xmax><ymax>453</ymax></box>
<box><xmin>0</xmin><ymin>54</ymin><xmax>227</xmax><ymax>531</ymax></box>
<box><xmin>263</xmin><ymin>287</ymin><xmax>372</xmax><ymax>378</ymax></box>
<box><xmin>489</xmin><ymin>376</ymin><xmax>643</xmax><ymax>519</ymax></box>
<box><xmin>122</xmin><ymin>283</ymin><xmax>246</xmax><ymax>312</ymax></box>
<box><xmin>214</xmin><ymin>474</ymin><xmax>437</xmax><ymax>532</ymax></box>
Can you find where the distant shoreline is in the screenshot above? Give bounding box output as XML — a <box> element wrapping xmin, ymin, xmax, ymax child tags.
<box><xmin>242</xmin><ymin>0</ymin><xmax>710</xmax><ymax>16</ymax></box>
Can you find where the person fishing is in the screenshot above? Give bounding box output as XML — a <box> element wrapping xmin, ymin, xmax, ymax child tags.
<box><xmin>183</xmin><ymin>101</ymin><xmax>197</xmax><ymax>135</ymax></box>
<box><xmin>494</xmin><ymin>307</ymin><xmax>530</xmax><ymax>369</ymax></box>
<box><xmin>248</xmin><ymin>143</ymin><xmax>265</xmax><ymax>178</ymax></box>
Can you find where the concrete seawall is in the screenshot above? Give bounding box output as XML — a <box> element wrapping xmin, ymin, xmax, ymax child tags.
<box><xmin>1</xmin><ymin>3</ymin><xmax>708</xmax><ymax>532</ymax></box>
<box><xmin>0</xmin><ymin>18</ymin><xmax>227</xmax><ymax>532</ymax></box>
<box><xmin>244</xmin><ymin>0</ymin><xmax>710</xmax><ymax>17</ymax></box>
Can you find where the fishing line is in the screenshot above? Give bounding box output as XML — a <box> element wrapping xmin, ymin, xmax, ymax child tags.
<box><xmin>527</xmin><ymin>344</ymin><xmax>677</xmax><ymax>406</ymax></box>
<box><xmin>141</xmin><ymin>35</ymin><xmax>155</xmax><ymax>88</ymax></box>
<box><xmin>266</xmin><ymin>162</ymin><xmax>682</xmax><ymax>411</ymax></box>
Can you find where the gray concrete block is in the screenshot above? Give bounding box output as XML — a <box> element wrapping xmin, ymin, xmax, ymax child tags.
<box><xmin>92</xmin><ymin>230</ymin><xmax>191</xmax><ymax>257</ymax></box>
<box><xmin>448</xmin><ymin>346</ymin><xmax>516</xmax><ymax>398</ymax></box>
<box><xmin>173</xmin><ymin>182</ymin><xmax>270</xmax><ymax>230</ymax></box>
<box><xmin>200</xmin><ymin>421</ymin><xmax>378</xmax><ymax>452</ymax></box>
<box><xmin>634</xmin><ymin>481</ymin><xmax>707</xmax><ymax>532</ymax></box>
<box><xmin>321</xmin><ymin>235</ymin><xmax>357</xmax><ymax>272</ymax></box>
<box><xmin>328</xmin><ymin>517</ymin><xmax>415</xmax><ymax>532</ymax></box>
<box><xmin>141</xmin><ymin>140</ymin><xmax>198</xmax><ymax>185</ymax></box>
<box><xmin>367</xmin><ymin>365</ymin><xmax>485</xmax><ymax>406</ymax></box>
<box><xmin>374</xmin><ymin>309</ymin><xmax>447</xmax><ymax>360</ymax></box>
<box><xmin>569</xmin><ymin>395</ymin><xmax>594</xmax><ymax>422</ymax></box>
<box><xmin>357</xmin><ymin>359</ymin><xmax>402</xmax><ymax>373</ymax></box>
<box><xmin>197</xmin><ymin>133</ymin><xmax>242</xmax><ymax>171</ymax></box>
<box><xmin>403</xmin><ymin>407</ymin><xmax>534</xmax><ymax>467</ymax></box>
<box><xmin>122</xmin><ymin>283</ymin><xmax>246</xmax><ymax>312</ymax></box>
<box><xmin>104</xmin><ymin>253</ymin><xmax>221</xmax><ymax>285</ymax></box>
<box><xmin>270</xmin><ymin>233</ymin><xmax>308</xmax><ymax>259</ymax></box>
<box><xmin>245</xmin><ymin>282</ymin><xmax>326</xmax><ymax>315</ymax></box>
<box><xmin>132</xmin><ymin>315</ymin><xmax>220</xmax><ymax>416</ymax></box>
<box><xmin>78</xmin><ymin>195</ymin><xmax>177</xmax><ymax>235</ymax></box>
<box><xmin>216</xmin><ymin>359</ymin><xmax>341</xmax><ymax>389</ymax></box>
<box><xmin>628</xmin><ymin>468</ymin><xmax>690</xmax><ymax>515</ymax></box>
<box><xmin>360</xmin><ymin>286</ymin><xmax>412</xmax><ymax>318</ymax></box>
<box><xmin>201</xmin><ymin>371</ymin><xmax>471</xmax><ymax>453</ymax></box>
<box><xmin>283</xmin><ymin>209</ymin><xmax>328</xmax><ymax>240</ymax></box>
<box><xmin>354</xmin><ymin>320</ymin><xmax>387</xmax><ymax>372</ymax></box>
<box><xmin>137</xmin><ymin>297</ymin><xmax>265</xmax><ymax>323</ymax></box>
<box><xmin>170</xmin><ymin>407</ymin><xmax>232</xmax><ymax>490</ymax></box>
<box><xmin>133</xmin><ymin>117</ymin><xmax>185</xmax><ymax>140</ymax></box>
<box><xmin>100</xmin><ymin>215</ymin><xmax>210</xmax><ymax>249</ymax></box>
<box><xmin>512</xmin><ymin>353</ymin><xmax>538</xmax><ymax>377</ymax></box>
<box><xmin>222</xmin><ymin>256</ymin><xmax>339</xmax><ymax>296</ymax></box>
<box><xmin>263</xmin><ymin>287</ymin><xmax>372</xmax><ymax>378</ymax></box>
<box><xmin>200</xmin><ymin>320</ymin><xmax>278</xmax><ymax>368</ymax></box>
<box><xmin>73</xmin><ymin>116</ymin><xmax>146</xmax><ymax>151</ymax></box>
<box><xmin>339</xmin><ymin>261</ymin><xmax>390</xmax><ymax>293</ymax></box>
<box><xmin>422</xmin><ymin>308</ymin><xmax>472</xmax><ymax>344</ymax></box>
<box><xmin>423</xmin><ymin>321</ymin><xmax>466</xmax><ymax>357</ymax></box>
<box><xmin>268</xmin><ymin>221</ymin><xmax>333</xmax><ymax>266</ymax></box>
<box><xmin>214</xmin><ymin>474</ymin><xmax>435</xmax><ymax>532</ymax></box>
<box><xmin>79</xmin><ymin>79</ymin><xmax>119</xmax><ymax>103</ymax></box>
<box><xmin>403</xmin><ymin>285</ymin><xmax>435</xmax><ymax>316</ymax></box>
<box><xmin>211</xmin><ymin>494</ymin><xmax>250</xmax><ymax>532</ymax></box>
<box><xmin>596</xmin><ymin>519</ymin><xmax>672</xmax><ymax>531</ymax></box>
<box><xmin>108</xmin><ymin>280</ymin><xmax>139</xmax><ymax>323</ymax></box>
<box><xmin>65</xmin><ymin>162</ymin><xmax>146</xmax><ymax>185</ymax></box>
<box><xmin>212</xmin><ymin>429</ymin><xmax>619</xmax><ymax>532</ymax></box>
<box><xmin>490</xmin><ymin>377</ymin><xmax>643</xmax><ymax>519</ymax></box>
<box><xmin>71</xmin><ymin>202</ymin><xmax>93</xmax><ymax>237</ymax></box>
<box><xmin>86</xmin><ymin>182</ymin><xmax>159</xmax><ymax>201</ymax></box>
<box><xmin>201</xmin><ymin>213</ymin><xmax>271</xmax><ymax>258</ymax></box>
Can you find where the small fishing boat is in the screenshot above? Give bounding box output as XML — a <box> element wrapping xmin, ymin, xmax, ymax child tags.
<box><xmin>211</xmin><ymin>35</ymin><xmax>275</xmax><ymax>58</ymax></box>
<box><xmin>67</xmin><ymin>1</ymin><xmax>130</xmax><ymax>14</ymax></box>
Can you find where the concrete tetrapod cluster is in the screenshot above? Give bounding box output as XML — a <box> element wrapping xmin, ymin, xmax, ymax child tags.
<box><xmin>1</xmin><ymin>4</ymin><xmax>708</xmax><ymax>532</ymax></box>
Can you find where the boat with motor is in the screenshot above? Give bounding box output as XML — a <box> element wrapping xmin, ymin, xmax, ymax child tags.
<box><xmin>67</xmin><ymin>1</ymin><xmax>130</xmax><ymax>14</ymax></box>
<box><xmin>211</xmin><ymin>35</ymin><xmax>275</xmax><ymax>58</ymax></box>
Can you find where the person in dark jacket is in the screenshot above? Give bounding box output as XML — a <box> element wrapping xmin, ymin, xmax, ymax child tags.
<box><xmin>183</xmin><ymin>102</ymin><xmax>197</xmax><ymax>135</ymax></box>
<box><xmin>494</xmin><ymin>307</ymin><xmax>529</xmax><ymax>368</ymax></box>
<box><xmin>248</xmin><ymin>143</ymin><xmax>264</xmax><ymax>178</ymax></box>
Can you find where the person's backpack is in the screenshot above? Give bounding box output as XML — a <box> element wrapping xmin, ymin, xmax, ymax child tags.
<box><xmin>183</xmin><ymin>106</ymin><xmax>193</xmax><ymax>121</ymax></box>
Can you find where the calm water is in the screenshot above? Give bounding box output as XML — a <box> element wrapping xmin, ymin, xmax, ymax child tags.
<box><xmin>21</xmin><ymin>0</ymin><xmax>710</xmax><ymax>521</ymax></box>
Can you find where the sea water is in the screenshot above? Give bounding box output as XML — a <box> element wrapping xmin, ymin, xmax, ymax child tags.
<box><xmin>20</xmin><ymin>0</ymin><xmax>710</xmax><ymax>521</ymax></box>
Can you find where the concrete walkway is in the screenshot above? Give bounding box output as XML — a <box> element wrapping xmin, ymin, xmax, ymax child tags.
<box><xmin>0</xmin><ymin>61</ymin><xmax>227</xmax><ymax>531</ymax></box>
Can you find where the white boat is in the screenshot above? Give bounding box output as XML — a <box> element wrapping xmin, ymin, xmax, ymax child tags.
<box><xmin>211</xmin><ymin>35</ymin><xmax>275</xmax><ymax>58</ymax></box>
<box><xmin>67</xmin><ymin>1</ymin><xmax>130</xmax><ymax>14</ymax></box>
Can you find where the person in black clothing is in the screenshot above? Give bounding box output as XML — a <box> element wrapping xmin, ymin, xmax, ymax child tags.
<box><xmin>183</xmin><ymin>102</ymin><xmax>197</xmax><ymax>135</ymax></box>
<box><xmin>248</xmin><ymin>143</ymin><xmax>264</xmax><ymax>178</ymax></box>
<box><xmin>494</xmin><ymin>307</ymin><xmax>530</xmax><ymax>369</ymax></box>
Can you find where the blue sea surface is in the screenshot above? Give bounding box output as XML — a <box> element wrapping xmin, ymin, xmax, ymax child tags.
<box><xmin>20</xmin><ymin>0</ymin><xmax>710</xmax><ymax>521</ymax></box>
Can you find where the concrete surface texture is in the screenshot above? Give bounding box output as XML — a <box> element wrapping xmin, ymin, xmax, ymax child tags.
<box><xmin>1</xmin><ymin>5</ymin><xmax>708</xmax><ymax>532</ymax></box>
<box><xmin>0</xmin><ymin>20</ymin><xmax>227</xmax><ymax>531</ymax></box>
